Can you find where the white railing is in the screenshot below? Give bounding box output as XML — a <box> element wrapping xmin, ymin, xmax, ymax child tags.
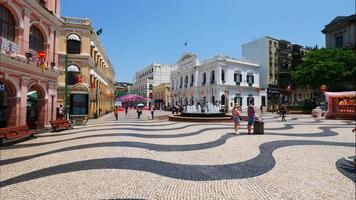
<box><xmin>62</xmin><ymin>17</ymin><xmax>91</xmax><ymax>25</ymax></box>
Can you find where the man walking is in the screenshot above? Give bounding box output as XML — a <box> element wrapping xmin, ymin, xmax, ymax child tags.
<box><xmin>125</xmin><ymin>105</ymin><xmax>128</xmax><ymax>116</ymax></box>
<box><xmin>150</xmin><ymin>105</ymin><xmax>155</xmax><ymax>120</ymax></box>
<box><xmin>247</xmin><ymin>103</ymin><xmax>256</xmax><ymax>134</ymax></box>
<box><xmin>280</xmin><ymin>104</ymin><xmax>287</xmax><ymax>122</ymax></box>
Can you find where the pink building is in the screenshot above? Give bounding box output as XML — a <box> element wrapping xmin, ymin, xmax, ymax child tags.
<box><xmin>0</xmin><ymin>0</ymin><xmax>63</xmax><ymax>130</ymax></box>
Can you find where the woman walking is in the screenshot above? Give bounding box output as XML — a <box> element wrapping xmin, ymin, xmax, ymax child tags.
<box><xmin>247</xmin><ymin>103</ymin><xmax>256</xmax><ymax>134</ymax></box>
<box><xmin>232</xmin><ymin>104</ymin><xmax>241</xmax><ymax>134</ymax></box>
<box><xmin>114</xmin><ymin>106</ymin><xmax>119</xmax><ymax>121</ymax></box>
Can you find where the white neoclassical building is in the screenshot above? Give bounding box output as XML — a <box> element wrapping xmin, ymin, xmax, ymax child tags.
<box><xmin>170</xmin><ymin>53</ymin><xmax>263</xmax><ymax>111</ymax></box>
<box><xmin>132</xmin><ymin>63</ymin><xmax>177</xmax><ymax>104</ymax></box>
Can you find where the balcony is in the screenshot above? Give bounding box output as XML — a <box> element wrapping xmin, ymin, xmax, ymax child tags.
<box><xmin>62</xmin><ymin>17</ymin><xmax>91</xmax><ymax>26</ymax></box>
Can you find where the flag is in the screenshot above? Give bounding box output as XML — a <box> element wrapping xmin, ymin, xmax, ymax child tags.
<box><xmin>184</xmin><ymin>41</ymin><xmax>188</xmax><ymax>47</ymax></box>
<box><xmin>96</xmin><ymin>28</ymin><xmax>103</xmax><ymax>36</ymax></box>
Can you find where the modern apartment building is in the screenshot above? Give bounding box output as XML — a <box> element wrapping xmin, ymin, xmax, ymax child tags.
<box><xmin>242</xmin><ymin>36</ymin><xmax>310</xmax><ymax>110</ymax></box>
<box><xmin>132</xmin><ymin>63</ymin><xmax>176</xmax><ymax>104</ymax></box>
<box><xmin>322</xmin><ymin>14</ymin><xmax>356</xmax><ymax>49</ymax></box>
<box><xmin>170</xmin><ymin>52</ymin><xmax>261</xmax><ymax>111</ymax></box>
<box><xmin>0</xmin><ymin>0</ymin><xmax>62</xmax><ymax>129</ymax></box>
<box><xmin>57</xmin><ymin>17</ymin><xmax>116</xmax><ymax>119</ymax></box>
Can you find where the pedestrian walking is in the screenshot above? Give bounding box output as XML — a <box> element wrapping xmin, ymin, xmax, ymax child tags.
<box><xmin>247</xmin><ymin>103</ymin><xmax>256</xmax><ymax>134</ymax></box>
<box><xmin>280</xmin><ymin>104</ymin><xmax>287</xmax><ymax>122</ymax></box>
<box><xmin>150</xmin><ymin>105</ymin><xmax>155</xmax><ymax>120</ymax></box>
<box><xmin>57</xmin><ymin>104</ymin><xmax>65</xmax><ymax>119</ymax></box>
<box><xmin>232</xmin><ymin>103</ymin><xmax>241</xmax><ymax>134</ymax></box>
<box><xmin>114</xmin><ymin>106</ymin><xmax>119</xmax><ymax>121</ymax></box>
<box><xmin>137</xmin><ymin>106</ymin><xmax>142</xmax><ymax>119</ymax></box>
<box><xmin>125</xmin><ymin>105</ymin><xmax>128</xmax><ymax>116</ymax></box>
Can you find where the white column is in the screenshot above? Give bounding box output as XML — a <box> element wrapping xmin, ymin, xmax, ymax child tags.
<box><xmin>216</xmin><ymin>65</ymin><xmax>221</xmax><ymax>84</ymax></box>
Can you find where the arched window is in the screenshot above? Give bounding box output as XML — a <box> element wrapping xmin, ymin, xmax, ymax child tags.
<box><xmin>29</xmin><ymin>26</ymin><xmax>44</xmax><ymax>51</ymax></box>
<box><xmin>190</xmin><ymin>74</ymin><xmax>194</xmax><ymax>87</ymax></box>
<box><xmin>221</xmin><ymin>69</ymin><xmax>225</xmax><ymax>83</ymax></box>
<box><xmin>0</xmin><ymin>5</ymin><xmax>16</xmax><ymax>41</ymax></box>
<box><xmin>67</xmin><ymin>65</ymin><xmax>80</xmax><ymax>85</ymax></box>
<box><xmin>210</xmin><ymin>70</ymin><xmax>215</xmax><ymax>84</ymax></box>
<box><xmin>202</xmin><ymin>72</ymin><xmax>206</xmax><ymax>85</ymax></box>
<box><xmin>67</xmin><ymin>33</ymin><xmax>81</xmax><ymax>54</ymax></box>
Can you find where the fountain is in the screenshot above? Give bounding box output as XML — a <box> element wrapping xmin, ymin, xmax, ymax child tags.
<box><xmin>169</xmin><ymin>101</ymin><xmax>231</xmax><ymax>122</ymax></box>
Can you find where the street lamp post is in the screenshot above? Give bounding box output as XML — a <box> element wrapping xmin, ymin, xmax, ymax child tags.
<box><xmin>64</xmin><ymin>54</ymin><xmax>69</xmax><ymax>120</ymax></box>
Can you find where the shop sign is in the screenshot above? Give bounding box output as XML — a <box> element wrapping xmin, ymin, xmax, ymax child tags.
<box><xmin>0</xmin><ymin>37</ymin><xmax>18</xmax><ymax>55</ymax></box>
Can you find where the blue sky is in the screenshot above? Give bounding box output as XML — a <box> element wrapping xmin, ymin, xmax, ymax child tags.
<box><xmin>61</xmin><ymin>0</ymin><xmax>355</xmax><ymax>82</ymax></box>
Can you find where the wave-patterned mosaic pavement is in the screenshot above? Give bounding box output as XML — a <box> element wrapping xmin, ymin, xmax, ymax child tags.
<box><xmin>0</xmin><ymin>111</ymin><xmax>355</xmax><ymax>199</ymax></box>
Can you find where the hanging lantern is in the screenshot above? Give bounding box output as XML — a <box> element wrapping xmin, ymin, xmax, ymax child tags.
<box><xmin>76</xmin><ymin>73</ymin><xmax>84</xmax><ymax>83</ymax></box>
<box><xmin>256</xmin><ymin>87</ymin><xmax>260</xmax><ymax>92</ymax></box>
<box><xmin>37</xmin><ymin>51</ymin><xmax>47</xmax><ymax>60</ymax></box>
<box><xmin>37</xmin><ymin>51</ymin><xmax>47</xmax><ymax>72</ymax></box>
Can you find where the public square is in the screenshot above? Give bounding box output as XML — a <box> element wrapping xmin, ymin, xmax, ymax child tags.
<box><xmin>0</xmin><ymin>111</ymin><xmax>355</xmax><ymax>200</ymax></box>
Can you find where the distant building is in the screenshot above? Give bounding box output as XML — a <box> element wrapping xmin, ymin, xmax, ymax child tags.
<box><xmin>242</xmin><ymin>36</ymin><xmax>311</xmax><ymax>111</ymax></box>
<box><xmin>115</xmin><ymin>82</ymin><xmax>132</xmax><ymax>97</ymax></box>
<box><xmin>322</xmin><ymin>14</ymin><xmax>356</xmax><ymax>49</ymax></box>
<box><xmin>171</xmin><ymin>52</ymin><xmax>261</xmax><ymax>111</ymax></box>
<box><xmin>132</xmin><ymin>63</ymin><xmax>177</xmax><ymax>105</ymax></box>
<box><xmin>152</xmin><ymin>83</ymin><xmax>171</xmax><ymax>109</ymax></box>
<box><xmin>57</xmin><ymin>17</ymin><xmax>116</xmax><ymax>119</ymax></box>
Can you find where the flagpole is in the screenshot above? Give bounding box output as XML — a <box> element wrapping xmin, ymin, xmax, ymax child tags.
<box><xmin>64</xmin><ymin>54</ymin><xmax>69</xmax><ymax>120</ymax></box>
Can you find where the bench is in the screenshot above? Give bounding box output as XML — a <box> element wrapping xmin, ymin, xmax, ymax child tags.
<box><xmin>49</xmin><ymin>118</ymin><xmax>73</xmax><ymax>131</ymax></box>
<box><xmin>0</xmin><ymin>125</ymin><xmax>36</xmax><ymax>145</ymax></box>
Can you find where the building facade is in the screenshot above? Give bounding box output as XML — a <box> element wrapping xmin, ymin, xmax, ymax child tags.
<box><xmin>171</xmin><ymin>53</ymin><xmax>261</xmax><ymax>111</ymax></box>
<box><xmin>132</xmin><ymin>63</ymin><xmax>176</xmax><ymax>105</ymax></box>
<box><xmin>115</xmin><ymin>82</ymin><xmax>132</xmax><ymax>96</ymax></box>
<box><xmin>57</xmin><ymin>17</ymin><xmax>115</xmax><ymax>119</ymax></box>
<box><xmin>242</xmin><ymin>36</ymin><xmax>311</xmax><ymax>111</ymax></box>
<box><xmin>0</xmin><ymin>0</ymin><xmax>62</xmax><ymax>129</ymax></box>
<box><xmin>322</xmin><ymin>14</ymin><xmax>356</xmax><ymax>49</ymax></box>
<box><xmin>152</xmin><ymin>83</ymin><xmax>170</xmax><ymax>109</ymax></box>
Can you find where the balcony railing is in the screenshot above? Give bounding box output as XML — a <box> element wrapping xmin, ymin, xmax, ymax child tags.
<box><xmin>62</xmin><ymin>17</ymin><xmax>91</xmax><ymax>25</ymax></box>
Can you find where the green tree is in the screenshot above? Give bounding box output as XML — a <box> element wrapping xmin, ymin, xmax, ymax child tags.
<box><xmin>291</xmin><ymin>48</ymin><xmax>356</xmax><ymax>91</ymax></box>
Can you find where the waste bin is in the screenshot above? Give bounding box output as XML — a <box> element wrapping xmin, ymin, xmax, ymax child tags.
<box><xmin>254</xmin><ymin>120</ymin><xmax>264</xmax><ymax>134</ymax></box>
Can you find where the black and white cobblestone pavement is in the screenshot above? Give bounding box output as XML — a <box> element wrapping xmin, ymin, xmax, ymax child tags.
<box><xmin>0</xmin><ymin>111</ymin><xmax>355</xmax><ymax>199</ymax></box>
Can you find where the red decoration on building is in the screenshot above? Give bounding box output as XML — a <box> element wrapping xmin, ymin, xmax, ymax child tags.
<box><xmin>90</xmin><ymin>82</ymin><xmax>96</xmax><ymax>89</ymax></box>
<box><xmin>37</xmin><ymin>51</ymin><xmax>47</xmax><ymax>72</ymax></box>
<box><xmin>37</xmin><ymin>51</ymin><xmax>47</xmax><ymax>59</ymax></box>
<box><xmin>76</xmin><ymin>74</ymin><xmax>84</xmax><ymax>83</ymax></box>
<box><xmin>256</xmin><ymin>87</ymin><xmax>260</xmax><ymax>92</ymax></box>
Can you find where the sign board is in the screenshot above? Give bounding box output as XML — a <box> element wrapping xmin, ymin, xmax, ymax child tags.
<box><xmin>0</xmin><ymin>37</ymin><xmax>18</xmax><ymax>54</ymax></box>
<box><xmin>70</xmin><ymin>94</ymin><xmax>89</xmax><ymax>115</ymax></box>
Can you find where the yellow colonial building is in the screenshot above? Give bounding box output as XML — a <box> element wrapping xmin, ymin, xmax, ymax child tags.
<box><xmin>57</xmin><ymin>17</ymin><xmax>115</xmax><ymax>119</ymax></box>
<box><xmin>152</xmin><ymin>83</ymin><xmax>171</xmax><ymax>109</ymax></box>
